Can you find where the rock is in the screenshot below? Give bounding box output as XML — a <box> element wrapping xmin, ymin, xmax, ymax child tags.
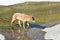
<box><xmin>0</xmin><ymin>34</ymin><xmax>5</xmax><ymax>40</ymax></box>
<box><xmin>43</xmin><ymin>24</ymin><xmax>60</xmax><ymax>40</ymax></box>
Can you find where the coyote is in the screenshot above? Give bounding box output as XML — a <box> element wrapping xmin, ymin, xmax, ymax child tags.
<box><xmin>11</xmin><ymin>13</ymin><xmax>35</xmax><ymax>29</ymax></box>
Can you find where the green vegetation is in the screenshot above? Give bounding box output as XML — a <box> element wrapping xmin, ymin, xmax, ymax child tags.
<box><xmin>0</xmin><ymin>2</ymin><xmax>60</xmax><ymax>29</ymax></box>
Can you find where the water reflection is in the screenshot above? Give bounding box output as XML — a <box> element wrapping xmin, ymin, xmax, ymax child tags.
<box><xmin>26</xmin><ymin>28</ymin><xmax>45</xmax><ymax>40</ymax></box>
<box><xmin>14</xmin><ymin>24</ymin><xmax>46</xmax><ymax>40</ymax></box>
<box><xmin>0</xmin><ymin>24</ymin><xmax>52</xmax><ymax>40</ymax></box>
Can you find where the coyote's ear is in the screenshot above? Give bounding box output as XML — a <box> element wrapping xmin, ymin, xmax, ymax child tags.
<box><xmin>30</xmin><ymin>13</ymin><xmax>34</xmax><ymax>16</ymax></box>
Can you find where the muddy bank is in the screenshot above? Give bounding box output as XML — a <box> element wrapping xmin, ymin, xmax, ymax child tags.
<box><xmin>40</xmin><ymin>20</ymin><xmax>60</xmax><ymax>28</ymax></box>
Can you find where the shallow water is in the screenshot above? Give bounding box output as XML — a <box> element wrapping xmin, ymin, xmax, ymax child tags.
<box><xmin>0</xmin><ymin>24</ymin><xmax>53</xmax><ymax>40</ymax></box>
<box><xmin>27</xmin><ymin>28</ymin><xmax>45</xmax><ymax>40</ymax></box>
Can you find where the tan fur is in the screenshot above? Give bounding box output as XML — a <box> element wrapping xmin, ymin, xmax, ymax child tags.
<box><xmin>11</xmin><ymin>13</ymin><xmax>35</xmax><ymax>28</ymax></box>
